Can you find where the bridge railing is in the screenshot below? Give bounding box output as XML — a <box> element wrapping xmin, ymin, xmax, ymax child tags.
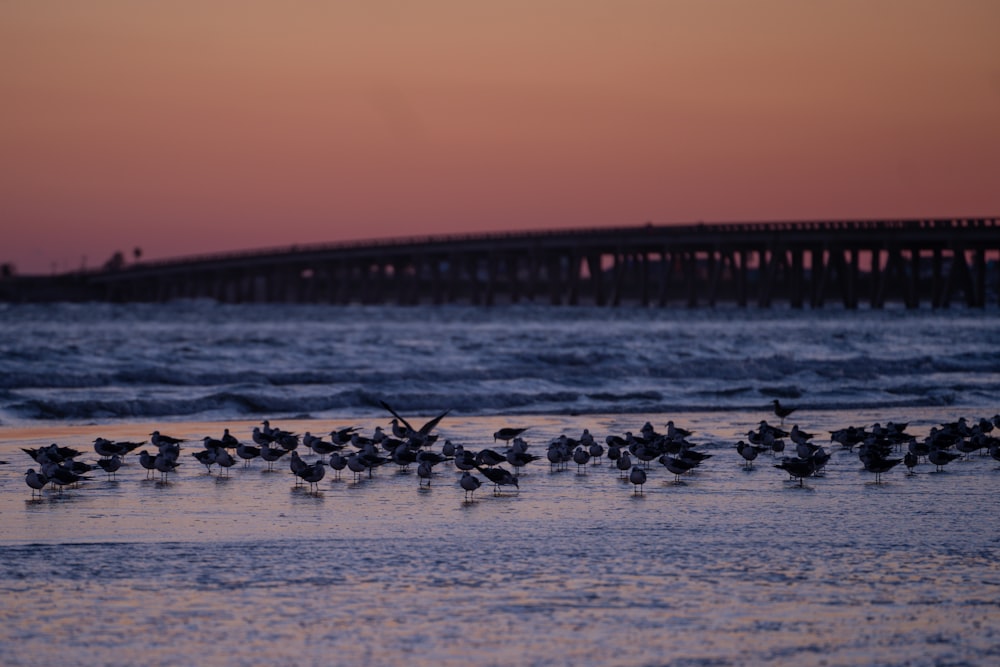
<box><xmin>61</xmin><ymin>217</ymin><xmax>1000</xmax><ymax>277</ymax></box>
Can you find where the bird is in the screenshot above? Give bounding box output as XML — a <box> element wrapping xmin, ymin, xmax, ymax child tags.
<box><xmin>25</xmin><ymin>469</ymin><xmax>48</xmax><ymax>497</ymax></box>
<box><xmin>345</xmin><ymin>453</ymin><xmax>368</xmax><ymax>482</ymax></box>
<box><xmin>297</xmin><ymin>461</ymin><xmax>326</xmax><ymax>492</ymax></box>
<box><xmin>192</xmin><ymin>448</ymin><xmax>218</xmax><ymax>473</ymax></box>
<box><xmin>616</xmin><ymin>451</ymin><xmax>633</xmax><ymax>479</ymax></box>
<box><xmin>137</xmin><ymin>450</ymin><xmax>157</xmax><ymax>480</ymax></box>
<box><xmin>862</xmin><ymin>456</ymin><xmax>902</xmax><ymax>484</ymax></box>
<box><xmin>45</xmin><ymin>464</ymin><xmax>90</xmax><ymax>491</ymax></box>
<box><xmin>215</xmin><ymin>449</ymin><xmax>237</xmax><ymax>476</ymax></box>
<box><xmin>379</xmin><ymin>400</ymin><xmax>450</xmax><ymax>447</ymax></box>
<box><xmin>774</xmin><ymin>457</ymin><xmax>815</xmax><ymax>487</ymax></box>
<box><xmin>153</xmin><ymin>453</ymin><xmax>180</xmax><ymax>482</ymax></box>
<box><xmin>93</xmin><ymin>438</ymin><xmax>126</xmax><ymax>459</ymax></box>
<box><xmin>150</xmin><ymin>431</ymin><xmax>185</xmax><ymax>448</ymax></box>
<box><xmin>928</xmin><ymin>449</ymin><xmax>961</xmax><ymax>472</ymax></box>
<box><xmin>459</xmin><ymin>472</ymin><xmax>482</xmax><ymax>501</ymax></box>
<box><xmin>493</xmin><ymin>427</ymin><xmax>529</xmax><ymax>444</ymax></box>
<box><xmin>288</xmin><ymin>451</ymin><xmax>309</xmax><ymax>484</ymax></box>
<box><xmin>95</xmin><ymin>455</ymin><xmax>122</xmax><ymax>480</ymax></box>
<box><xmin>736</xmin><ymin>440</ymin><xmax>765</xmax><ymax>469</ymax></box>
<box><xmin>416</xmin><ymin>461</ymin><xmax>434</xmax><ymax>487</ymax></box>
<box><xmin>903</xmin><ymin>451</ymin><xmax>919</xmax><ymax>474</ymax></box>
<box><xmin>771</xmin><ymin>400</ymin><xmax>797</xmax><ymax>425</ymax></box>
<box><xmin>475</xmin><ymin>449</ymin><xmax>507</xmax><ymax>467</ymax></box>
<box><xmin>629</xmin><ymin>466</ymin><xmax>647</xmax><ymax>495</ymax></box>
<box><xmin>328</xmin><ymin>452</ymin><xmax>348</xmax><ymax>479</ymax></box>
<box><xmin>220</xmin><ymin>429</ymin><xmax>240</xmax><ymax>449</ymax></box>
<box><xmin>659</xmin><ymin>455</ymin><xmax>698</xmax><ymax>483</ymax></box>
<box><xmin>259</xmin><ymin>444</ymin><xmax>289</xmax><ymax>472</ymax></box>
<box><xmin>236</xmin><ymin>442</ymin><xmax>261</xmax><ymax>467</ymax></box>
<box><xmin>505</xmin><ymin>447</ymin><xmax>540</xmax><ymax>474</ymax></box>
<box><xmin>475</xmin><ymin>465</ymin><xmax>519</xmax><ymax>495</ymax></box>
<box><xmin>989</xmin><ymin>442</ymin><xmax>1000</xmax><ymax>464</ymax></box>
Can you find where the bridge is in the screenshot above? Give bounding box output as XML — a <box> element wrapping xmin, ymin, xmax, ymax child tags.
<box><xmin>3</xmin><ymin>218</ymin><xmax>999</xmax><ymax>308</ymax></box>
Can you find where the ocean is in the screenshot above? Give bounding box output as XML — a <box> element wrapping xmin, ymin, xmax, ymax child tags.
<box><xmin>1</xmin><ymin>302</ymin><xmax>998</xmax><ymax>666</ymax></box>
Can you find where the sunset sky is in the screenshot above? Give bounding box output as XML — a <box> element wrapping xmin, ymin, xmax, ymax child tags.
<box><xmin>2</xmin><ymin>1</ymin><xmax>999</xmax><ymax>274</ymax></box>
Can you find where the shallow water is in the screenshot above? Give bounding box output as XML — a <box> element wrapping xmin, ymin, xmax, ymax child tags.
<box><xmin>2</xmin><ymin>409</ymin><xmax>999</xmax><ymax>666</ymax></box>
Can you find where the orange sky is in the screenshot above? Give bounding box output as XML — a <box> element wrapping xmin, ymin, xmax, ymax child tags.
<box><xmin>2</xmin><ymin>1</ymin><xmax>999</xmax><ymax>274</ymax></box>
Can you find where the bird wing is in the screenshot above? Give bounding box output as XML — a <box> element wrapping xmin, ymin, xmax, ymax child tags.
<box><xmin>418</xmin><ymin>408</ymin><xmax>451</xmax><ymax>436</ymax></box>
<box><xmin>379</xmin><ymin>400</ymin><xmax>414</xmax><ymax>433</ymax></box>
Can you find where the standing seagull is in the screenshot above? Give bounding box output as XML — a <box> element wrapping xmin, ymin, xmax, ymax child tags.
<box><xmin>96</xmin><ymin>455</ymin><xmax>123</xmax><ymax>480</ymax></box>
<box><xmin>493</xmin><ymin>427</ymin><xmax>529</xmax><ymax>444</ymax></box>
<box><xmin>459</xmin><ymin>472</ymin><xmax>482</xmax><ymax>501</ymax></box>
<box><xmin>25</xmin><ymin>469</ymin><xmax>48</xmax><ymax>498</ymax></box>
<box><xmin>475</xmin><ymin>465</ymin><xmax>519</xmax><ymax>495</ymax></box>
<box><xmin>771</xmin><ymin>400</ymin><xmax>797</xmax><ymax>426</ymax></box>
<box><xmin>629</xmin><ymin>466</ymin><xmax>647</xmax><ymax>495</ymax></box>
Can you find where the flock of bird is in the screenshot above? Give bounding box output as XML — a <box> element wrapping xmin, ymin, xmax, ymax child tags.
<box><xmin>18</xmin><ymin>399</ymin><xmax>1000</xmax><ymax>500</ymax></box>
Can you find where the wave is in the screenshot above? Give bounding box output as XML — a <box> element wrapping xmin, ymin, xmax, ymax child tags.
<box><xmin>2</xmin><ymin>303</ymin><xmax>998</xmax><ymax>423</ymax></box>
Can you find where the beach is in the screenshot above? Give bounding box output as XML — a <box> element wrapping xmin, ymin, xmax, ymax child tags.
<box><xmin>2</xmin><ymin>406</ymin><xmax>998</xmax><ymax>666</ymax></box>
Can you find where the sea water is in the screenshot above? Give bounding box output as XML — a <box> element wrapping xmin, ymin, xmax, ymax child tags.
<box><xmin>0</xmin><ymin>303</ymin><xmax>998</xmax><ymax>666</ymax></box>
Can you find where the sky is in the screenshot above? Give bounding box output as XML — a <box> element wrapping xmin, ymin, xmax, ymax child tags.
<box><xmin>2</xmin><ymin>1</ymin><xmax>999</xmax><ymax>274</ymax></box>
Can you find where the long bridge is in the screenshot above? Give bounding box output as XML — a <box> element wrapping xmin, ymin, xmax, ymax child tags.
<box><xmin>3</xmin><ymin>218</ymin><xmax>999</xmax><ymax>308</ymax></box>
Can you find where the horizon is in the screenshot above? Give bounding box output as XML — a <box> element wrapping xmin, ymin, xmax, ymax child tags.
<box><xmin>3</xmin><ymin>1</ymin><xmax>999</xmax><ymax>274</ymax></box>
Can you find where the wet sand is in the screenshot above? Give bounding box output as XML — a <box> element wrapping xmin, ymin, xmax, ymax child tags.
<box><xmin>2</xmin><ymin>408</ymin><xmax>998</xmax><ymax>666</ymax></box>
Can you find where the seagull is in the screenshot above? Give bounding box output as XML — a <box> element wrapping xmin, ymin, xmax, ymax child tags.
<box><xmin>928</xmin><ymin>448</ymin><xmax>961</xmax><ymax>472</ymax></box>
<box><xmin>236</xmin><ymin>442</ymin><xmax>261</xmax><ymax>467</ymax></box>
<box><xmin>572</xmin><ymin>446</ymin><xmax>591</xmax><ymax>473</ymax></box>
<box><xmin>629</xmin><ymin>466</ymin><xmax>647</xmax><ymax>495</ymax></box>
<box><xmin>328</xmin><ymin>452</ymin><xmax>348</xmax><ymax>480</ymax></box>
<box><xmin>460</xmin><ymin>472</ymin><xmax>482</xmax><ymax>501</ymax></box>
<box><xmin>259</xmin><ymin>443</ymin><xmax>289</xmax><ymax>472</ymax></box>
<box><xmin>774</xmin><ymin>457</ymin><xmax>815</xmax><ymax>487</ymax></box>
<box><xmin>46</xmin><ymin>464</ymin><xmax>90</xmax><ymax>491</ymax></box>
<box><xmin>96</xmin><ymin>455</ymin><xmax>123</xmax><ymax>480</ymax></box>
<box><xmin>475</xmin><ymin>465</ymin><xmax>519</xmax><ymax>495</ymax></box>
<box><xmin>93</xmin><ymin>438</ymin><xmax>126</xmax><ymax>459</ymax></box>
<box><xmin>150</xmin><ymin>431</ymin><xmax>185</xmax><ymax>448</ymax></box>
<box><xmin>659</xmin><ymin>455</ymin><xmax>698</xmax><ymax>483</ymax></box>
<box><xmin>493</xmin><ymin>427</ymin><xmax>529</xmax><ymax>444</ymax></box>
<box><xmin>416</xmin><ymin>461</ymin><xmax>434</xmax><ymax>487</ymax></box>
<box><xmin>863</xmin><ymin>456</ymin><xmax>902</xmax><ymax>484</ymax></box>
<box><xmin>221</xmin><ymin>428</ymin><xmax>240</xmax><ymax>449</ymax></box>
<box><xmin>215</xmin><ymin>449</ymin><xmax>237</xmax><ymax>477</ymax></box>
<box><xmin>989</xmin><ymin>443</ymin><xmax>1000</xmax><ymax>466</ymax></box>
<box><xmin>616</xmin><ymin>451</ymin><xmax>633</xmax><ymax>479</ymax></box>
<box><xmin>475</xmin><ymin>449</ymin><xmax>507</xmax><ymax>467</ymax></box>
<box><xmin>345</xmin><ymin>453</ymin><xmax>367</xmax><ymax>482</ymax></box>
<box><xmin>137</xmin><ymin>450</ymin><xmax>157</xmax><ymax>479</ymax></box>
<box><xmin>771</xmin><ymin>400</ymin><xmax>796</xmax><ymax>425</ymax></box>
<box><xmin>736</xmin><ymin>440</ymin><xmax>765</xmax><ymax>469</ymax></box>
<box><xmin>289</xmin><ymin>451</ymin><xmax>310</xmax><ymax>485</ymax></box>
<box><xmin>505</xmin><ymin>448</ymin><xmax>540</xmax><ymax>475</ymax></box>
<box><xmin>379</xmin><ymin>400</ymin><xmax>450</xmax><ymax>447</ymax></box>
<box><xmin>25</xmin><ymin>469</ymin><xmax>48</xmax><ymax>497</ymax></box>
<box><xmin>192</xmin><ymin>448</ymin><xmax>218</xmax><ymax>474</ymax></box>
<box><xmin>153</xmin><ymin>453</ymin><xmax>180</xmax><ymax>482</ymax></box>
<box><xmin>298</xmin><ymin>460</ymin><xmax>326</xmax><ymax>492</ymax></box>
<box><xmin>252</xmin><ymin>427</ymin><xmax>274</xmax><ymax>448</ymax></box>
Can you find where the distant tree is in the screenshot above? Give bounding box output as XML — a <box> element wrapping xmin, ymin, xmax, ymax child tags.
<box><xmin>103</xmin><ymin>251</ymin><xmax>125</xmax><ymax>272</ymax></box>
<box><xmin>1</xmin><ymin>263</ymin><xmax>14</xmax><ymax>279</ymax></box>
<box><xmin>133</xmin><ymin>247</ymin><xmax>142</xmax><ymax>261</ymax></box>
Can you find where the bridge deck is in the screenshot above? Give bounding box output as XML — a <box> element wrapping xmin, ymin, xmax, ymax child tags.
<box><xmin>3</xmin><ymin>218</ymin><xmax>999</xmax><ymax>308</ymax></box>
